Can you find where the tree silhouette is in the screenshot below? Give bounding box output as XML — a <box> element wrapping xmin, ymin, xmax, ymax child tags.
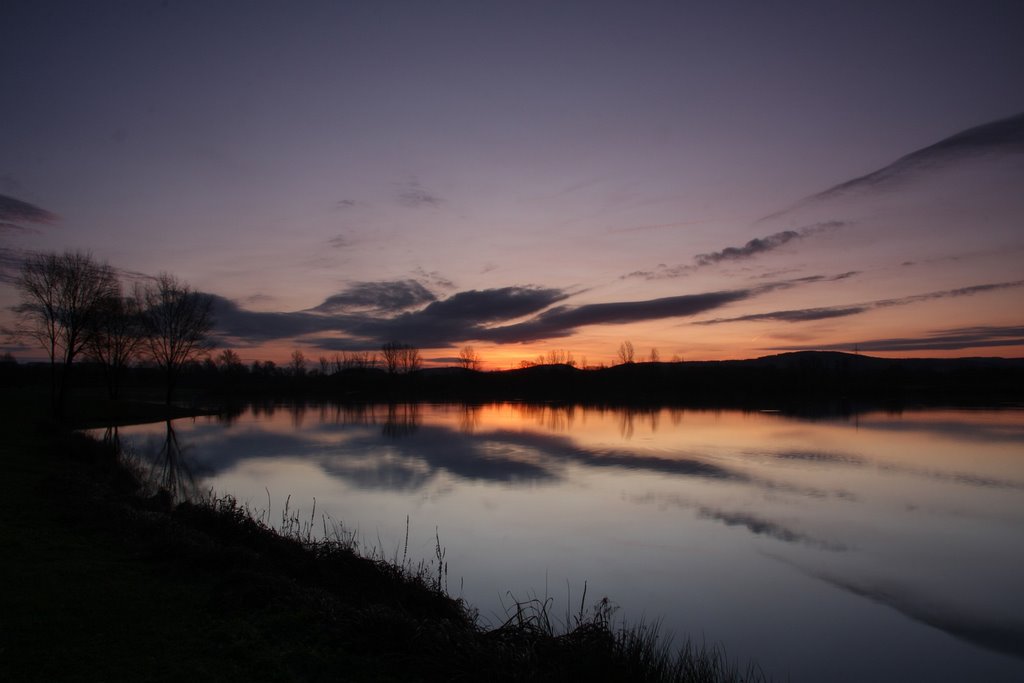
<box><xmin>289</xmin><ymin>349</ymin><xmax>307</xmax><ymax>377</ymax></box>
<box><xmin>616</xmin><ymin>340</ymin><xmax>635</xmax><ymax>365</ymax></box>
<box><xmin>458</xmin><ymin>345</ymin><xmax>482</xmax><ymax>371</ymax></box>
<box><xmin>12</xmin><ymin>251</ymin><xmax>118</xmax><ymax>415</ymax></box>
<box><xmin>86</xmin><ymin>289</ymin><xmax>145</xmax><ymax>399</ymax></box>
<box><xmin>140</xmin><ymin>273</ymin><xmax>214</xmax><ymax>404</ymax></box>
<box><xmin>216</xmin><ymin>348</ymin><xmax>243</xmax><ymax>373</ymax></box>
<box><xmin>381</xmin><ymin>342</ymin><xmax>421</xmax><ymax>374</ymax></box>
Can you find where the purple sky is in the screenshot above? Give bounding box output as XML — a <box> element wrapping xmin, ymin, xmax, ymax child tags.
<box><xmin>3</xmin><ymin>1</ymin><xmax>1023</xmax><ymax>367</ymax></box>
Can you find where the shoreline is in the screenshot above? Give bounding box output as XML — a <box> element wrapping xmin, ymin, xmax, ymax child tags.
<box><xmin>1</xmin><ymin>396</ymin><xmax>769</xmax><ymax>682</ymax></box>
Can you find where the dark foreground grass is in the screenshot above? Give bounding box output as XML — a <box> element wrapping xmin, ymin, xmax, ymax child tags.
<box><xmin>0</xmin><ymin>395</ymin><xmax>769</xmax><ymax>682</ymax></box>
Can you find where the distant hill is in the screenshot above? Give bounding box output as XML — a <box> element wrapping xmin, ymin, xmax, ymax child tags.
<box><xmin>406</xmin><ymin>351</ymin><xmax>1024</xmax><ymax>410</ymax></box>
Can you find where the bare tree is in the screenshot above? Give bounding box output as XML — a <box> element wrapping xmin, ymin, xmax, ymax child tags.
<box><xmin>86</xmin><ymin>290</ymin><xmax>145</xmax><ymax>399</ymax></box>
<box><xmin>13</xmin><ymin>251</ymin><xmax>118</xmax><ymax>415</ymax></box>
<box><xmin>288</xmin><ymin>349</ymin><xmax>307</xmax><ymax>377</ymax></box>
<box><xmin>544</xmin><ymin>350</ymin><xmax>577</xmax><ymax>366</ymax></box>
<box><xmin>140</xmin><ymin>273</ymin><xmax>214</xmax><ymax>404</ymax></box>
<box><xmin>382</xmin><ymin>342</ymin><xmax>421</xmax><ymax>374</ymax></box>
<box><xmin>616</xmin><ymin>340</ymin><xmax>635</xmax><ymax>365</ymax></box>
<box><xmin>649</xmin><ymin>347</ymin><xmax>660</xmax><ymax>363</ymax></box>
<box><xmin>381</xmin><ymin>342</ymin><xmax>401</xmax><ymax>375</ymax></box>
<box><xmin>216</xmin><ymin>348</ymin><xmax>243</xmax><ymax>372</ymax></box>
<box><xmin>458</xmin><ymin>345</ymin><xmax>481</xmax><ymax>371</ymax></box>
<box><xmin>401</xmin><ymin>344</ymin><xmax>421</xmax><ymax>373</ymax></box>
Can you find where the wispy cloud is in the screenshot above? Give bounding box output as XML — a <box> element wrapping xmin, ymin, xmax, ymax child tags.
<box><xmin>310</xmin><ymin>280</ymin><xmax>437</xmax><ymax>315</ymax></box>
<box><xmin>348</xmin><ymin>286</ymin><xmax>572</xmax><ymax>346</ymax></box>
<box><xmin>0</xmin><ymin>193</ymin><xmax>58</xmax><ymax>233</ymax></box>
<box><xmin>0</xmin><ymin>247</ymin><xmax>28</xmax><ymax>283</ymax></box>
<box><xmin>762</xmin><ymin>111</ymin><xmax>1024</xmax><ymax>221</ymax></box>
<box><xmin>396</xmin><ymin>179</ymin><xmax>442</xmax><ymax>208</ymax></box>
<box><xmin>695</xmin><ymin>230</ymin><xmax>802</xmax><ymax>266</ymax></box>
<box><xmin>626</xmin><ymin>222</ymin><xmax>845</xmax><ymax>280</ymax></box>
<box><xmin>697</xmin><ymin>280</ymin><xmax>1024</xmax><ymax>325</ymax></box>
<box><xmin>210</xmin><ymin>295</ymin><xmax>340</xmax><ymax>343</ymax></box>
<box><xmin>412</xmin><ymin>266</ymin><xmax>455</xmax><ymax>290</ymax></box>
<box><xmin>768</xmin><ymin>324</ymin><xmax>1024</xmax><ymax>353</ymax></box>
<box><xmin>477</xmin><ymin>290</ymin><xmax>754</xmax><ymax>343</ymax></box>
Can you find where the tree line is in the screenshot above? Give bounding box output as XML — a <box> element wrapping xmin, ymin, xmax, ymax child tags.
<box><xmin>10</xmin><ymin>251</ymin><xmax>214</xmax><ymax>415</ymax></box>
<box><xmin>6</xmin><ymin>251</ymin><xmax>689</xmax><ymax>416</ymax></box>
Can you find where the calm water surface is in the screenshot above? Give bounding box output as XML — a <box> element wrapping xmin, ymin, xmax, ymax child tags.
<box><xmin>109</xmin><ymin>403</ymin><xmax>1024</xmax><ymax>682</ymax></box>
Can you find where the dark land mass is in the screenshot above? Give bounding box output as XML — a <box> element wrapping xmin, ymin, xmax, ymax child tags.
<box><xmin>31</xmin><ymin>350</ymin><xmax>1024</xmax><ymax>411</ymax></box>
<box><xmin>0</xmin><ymin>394</ymin><xmax>767</xmax><ymax>682</ymax></box>
<box><xmin>417</xmin><ymin>352</ymin><xmax>1024</xmax><ymax>410</ymax></box>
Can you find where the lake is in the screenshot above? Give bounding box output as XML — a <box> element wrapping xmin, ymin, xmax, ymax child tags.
<box><xmin>105</xmin><ymin>402</ymin><xmax>1024</xmax><ymax>682</ymax></box>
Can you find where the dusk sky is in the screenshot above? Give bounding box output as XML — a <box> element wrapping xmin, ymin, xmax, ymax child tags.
<box><xmin>3</xmin><ymin>1</ymin><xmax>1023</xmax><ymax>368</ymax></box>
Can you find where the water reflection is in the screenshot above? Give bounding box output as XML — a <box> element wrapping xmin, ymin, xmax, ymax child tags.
<box><xmin>776</xmin><ymin>555</ymin><xmax>1024</xmax><ymax>661</ymax></box>
<box><xmin>382</xmin><ymin>403</ymin><xmax>420</xmax><ymax>438</ymax></box>
<box><xmin>153</xmin><ymin>421</ymin><xmax>199</xmax><ymax>503</ymax></box>
<box><xmin>458</xmin><ymin>404</ymin><xmax>482</xmax><ymax>434</ymax></box>
<box><xmin>103</xmin><ymin>403</ymin><xmax>1024</xmax><ymax>682</ymax></box>
<box><xmin>628</xmin><ymin>492</ymin><xmax>849</xmax><ymax>552</ymax></box>
<box><xmin>114</xmin><ymin>420</ymin><xmax>201</xmax><ymax>505</ymax></box>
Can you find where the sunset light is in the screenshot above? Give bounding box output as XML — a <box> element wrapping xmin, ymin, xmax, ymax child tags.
<box><xmin>2</xmin><ymin>2</ymin><xmax>1021</xmax><ymax>367</ymax></box>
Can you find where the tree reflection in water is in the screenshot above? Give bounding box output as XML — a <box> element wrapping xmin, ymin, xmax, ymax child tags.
<box><xmin>382</xmin><ymin>403</ymin><xmax>420</xmax><ymax>438</ymax></box>
<box><xmin>151</xmin><ymin>420</ymin><xmax>198</xmax><ymax>504</ymax></box>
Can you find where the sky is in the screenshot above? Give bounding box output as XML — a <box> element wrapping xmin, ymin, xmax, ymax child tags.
<box><xmin>2</xmin><ymin>0</ymin><xmax>1023</xmax><ymax>368</ymax></box>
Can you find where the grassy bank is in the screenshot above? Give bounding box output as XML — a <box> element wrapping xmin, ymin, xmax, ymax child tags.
<box><xmin>0</xmin><ymin>396</ymin><xmax>768</xmax><ymax>682</ymax></box>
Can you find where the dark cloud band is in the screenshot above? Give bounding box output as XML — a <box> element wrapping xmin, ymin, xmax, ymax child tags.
<box><xmin>0</xmin><ymin>194</ymin><xmax>58</xmax><ymax>225</ymax></box>
<box><xmin>698</xmin><ymin>280</ymin><xmax>1024</xmax><ymax>326</ymax></box>
<box><xmin>767</xmin><ymin>324</ymin><xmax>1024</xmax><ymax>353</ymax></box>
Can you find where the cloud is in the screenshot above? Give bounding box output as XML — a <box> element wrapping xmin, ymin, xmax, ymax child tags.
<box><xmin>217</xmin><ymin>269</ymin><xmax>880</xmax><ymax>349</ymax></box>
<box><xmin>0</xmin><ymin>222</ymin><xmax>41</xmax><ymax>236</ymax></box>
<box><xmin>213</xmin><ymin>280</ymin><xmax>758</xmax><ymax>349</ymax></box>
<box><xmin>777</xmin><ymin>271</ymin><xmax>861</xmax><ymax>286</ymax></box>
<box><xmin>628</xmin><ymin>222</ymin><xmax>845</xmax><ymax>280</ymax></box>
<box><xmin>767</xmin><ymin>324</ymin><xmax>1024</xmax><ymax>353</ymax></box>
<box><xmin>703</xmin><ymin>305</ymin><xmax>871</xmax><ymax>324</ymax></box>
<box><xmin>695</xmin><ymin>230</ymin><xmax>801</xmax><ymax>266</ymax></box>
<box><xmin>762</xmin><ymin>111</ymin><xmax>1024</xmax><ymax>221</ymax></box>
<box><xmin>698</xmin><ymin>280</ymin><xmax>1024</xmax><ymax>326</ymax></box>
<box><xmin>213</xmin><ymin>285</ymin><xmax>571</xmax><ymax>348</ymax></box>
<box><xmin>412</xmin><ymin>266</ymin><xmax>456</xmax><ymax>290</ymax></box>
<box><xmin>396</xmin><ymin>179</ymin><xmax>442</xmax><ymax>208</ymax></box>
<box><xmin>0</xmin><ymin>194</ymin><xmax>58</xmax><ymax>230</ymax></box>
<box><xmin>210</xmin><ymin>295</ymin><xmax>341</xmax><ymax>343</ymax></box>
<box><xmin>0</xmin><ymin>247</ymin><xmax>27</xmax><ymax>283</ymax></box>
<box><xmin>333</xmin><ymin>199</ymin><xmax>357</xmax><ymax>210</ymax></box>
<box><xmin>240</xmin><ymin>293</ymin><xmax>276</xmax><ymax>306</ymax></box>
<box><xmin>350</xmin><ymin>286</ymin><xmax>572</xmax><ymax>345</ymax></box>
<box><xmin>326</xmin><ymin>234</ymin><xmax>351</xmax><ymax>249</ymax></box>
<box><xmin>478</xmin><ymin>289</ymin><xmax>754</xmax><ymax>343</ymax></box>
<box><xmin>311</xmin><ymin>280</ymin><xmax>437</xmax><ymax>315</ymax></box>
